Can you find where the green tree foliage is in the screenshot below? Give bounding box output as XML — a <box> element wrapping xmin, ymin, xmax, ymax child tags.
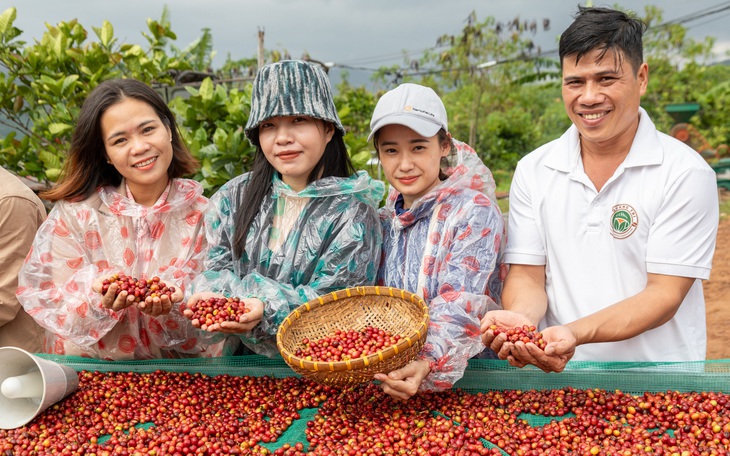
<box><xmin>169</xmin><ymin>78</ymin><xmax>254</xmax><ymax>195</ymax></box>
<box><xmin>642</xmin><ymin>6</ymin><xmax>717</xmax><ymax>126</ymax></box>
<box><xmin>692</xmin><ymin>76</ymin><xmax>730</xmax><ymax>157</ymax></box>
<box><xmin>173</xmin><ymin>27</ymin><xmax>215</xmax><ymax>73</ymax></box>
<box><xmin>333</xmin><ymin>75</ymin><xmax>379</xmax><ymax>171</ymax></box>
<box><xmin>640</xmin><ymin>5</ymin><xmax>730</xmax><ymax>154</ymax></box>
<box><xmin>0</xmin><ymin>6</ymin><xmax>380</xmax><ymax>197</ymax></box>
<box><xmin>0</xmin><ymin>6</ymin><xmax>189</xmax><ymax>184</ymax></box>
<box><xmin>379</xmin><ymin>7</ymin><xmax>729</xmax><ymax>170</ymax></box>
<box><xmin>375</xmin><ymin>11</ymin><xmax>564</xmax><ymax>171</ymax></box>
<box><xmin>0</xmin><ymin>4</ymin><xmax>727</xmax><ymax>196</ymax></box>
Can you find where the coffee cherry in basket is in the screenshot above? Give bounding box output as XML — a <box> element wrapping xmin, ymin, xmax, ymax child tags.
<box><xmin>295</xmin><ymin>326</ymin><xmax>403</xmax><ymax>362</ymax></box>
<box><xmin>100</xmin><ymin>273</ymin><xmax>175</xmax><ymax>302</ymax></box>
<box><xmin>490</xmin><ymin>324</ymin><xmax>547</xmax><ymax>349</ymax></box>
<box><xmin>187</xmin><ymin>296</ymin><xmax>251</xmax><ymax>329</ymax></box>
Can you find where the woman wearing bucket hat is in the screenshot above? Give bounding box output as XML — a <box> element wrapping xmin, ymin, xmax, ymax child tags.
<box><xmin>186</xmin><ymin>60</ymin><xmax>384</xmax><ymax>357</ymax></box>
<box><xmin>370</xmin><ymin>83</ymin><xmax>506</xmax><ymax>400</ymax></box>
<box><xmin>16</xmin><ymin>78</ymin><xmax>221</xmax><ymax>359</ymax></box>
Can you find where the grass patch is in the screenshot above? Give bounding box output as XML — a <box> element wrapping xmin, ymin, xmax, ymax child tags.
<box><xmin>492</xmin><ymin>169</ymin><xmax>512</xmax><ymax>215</ymax></box>
<box><xmin>492</xmin><ymin>169</ymin><xmax>512</xmax><ymax>196</ymax></box>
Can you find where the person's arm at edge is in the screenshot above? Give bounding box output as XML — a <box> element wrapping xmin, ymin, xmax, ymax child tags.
<box><xmin>501</xmin><ymin>264</ymin><xmax>548</xmax><ymax>324</ymax></box>
<box><xmin>0</xmin><ymin>196</ymin><xmax>43</xmax><ymax>327</ymax></box>
<box><xmin>512</xmin><ymin>273</ymin><xmax>694</xmax><ymax>372</ymax></box>
<box><xmin>565</xmin><ymin>273</ymin><xmax>693</xmax><ymax>348</ymax></box>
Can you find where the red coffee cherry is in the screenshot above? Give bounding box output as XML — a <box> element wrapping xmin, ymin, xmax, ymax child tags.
<box><xmin>101</xmin><ymin>273</ymin><xmax>175</xmax><ymax>303</ymax></box>
<box><xmin>295</xmin><ymin>326</ymin><xmax>402</xmax><ymax>362</ymax></box>
<box><xmin>187</xmin><ymin>296</ymin><xmax>251</xmax><ymax>330</ymax></box>
<box><xmin>490</xmin><ymin>324</ymin><xmax>547</xmax><ymax>349</ymax></box>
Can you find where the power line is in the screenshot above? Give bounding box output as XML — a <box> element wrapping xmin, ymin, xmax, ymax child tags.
<box><xmin>685</xmin><ymin>10</ymin><xmax>730</xmax><ymax>31</ymax></box>
<box><xmin>331</xmin><ymin>2</ymin><xmax>730</xmax><ymax>78</ymax></box>
<box><xmin>654</xmin><ymin>1</ymin><xmax>730</xmax><ymax>28</ymax></box>
<box><xmin>339</xmin><ymin>47</ymin><xmax>444</xmax><ymax>67</ymax></box>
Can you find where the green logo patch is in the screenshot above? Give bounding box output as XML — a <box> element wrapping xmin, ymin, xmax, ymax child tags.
<box><xmin>610</xmin><ymin>204</ymin><xmax>638</xmax><ymax>239</ymax></box>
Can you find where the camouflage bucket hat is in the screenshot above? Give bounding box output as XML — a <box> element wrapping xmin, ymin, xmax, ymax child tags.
<box><xmin>244</xmin><ymin>60</ymin><xmax>345</xmax><ymax>144</ymax></box>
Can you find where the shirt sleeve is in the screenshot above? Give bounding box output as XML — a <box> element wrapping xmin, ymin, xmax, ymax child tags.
<box><xmin>646</xmin><ymin>167</ymin><xmax>718</xmax><ymax>279</ymax></box>
<box><xmin>0</xmin><ymin>195</ymin><xmax>44</xmax><ymax>328</ymax></box>
<box><xmin>504</xmin><ymin>160</ymin><xmax>547</xmax><ymax>266</ymax></box>
<box><xmin>418</xmin><ymin>198</ymin><xmax>504</xmax><ymax>392</ymax></box>
<box><xmin>188</xmin><ymin>183</ymin><xmax>241</xmax><ymax>299</ymax></box>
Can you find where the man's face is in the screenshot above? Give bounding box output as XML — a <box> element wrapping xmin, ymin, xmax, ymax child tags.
<box><xmin>561</xmin><ymin>48</ymin><xmax>648</xmax><ymax>153</ymax></box>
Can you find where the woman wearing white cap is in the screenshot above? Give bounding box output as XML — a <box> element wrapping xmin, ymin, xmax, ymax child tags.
<box><xmin>186</xmin><ymin>60</ymin><xmax>384</xmax><ymax>356</ymax></box>
<box><xmin>371</xmin><ymin>83</ymin><xmax>506</xmax><ymax>399</ymax></box>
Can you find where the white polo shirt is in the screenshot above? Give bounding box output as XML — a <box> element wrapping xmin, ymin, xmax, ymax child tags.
<box><xmin>505</xmin><ymin>108</ymin><xmax>718</xmax><ymax>362</ymax></box>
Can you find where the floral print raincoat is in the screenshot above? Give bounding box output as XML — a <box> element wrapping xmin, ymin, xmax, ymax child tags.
<box><xmin>378</xmin><ymin>140</ymin><xmax>506</xmax><ymax>392</ymax></box>
<box><xmin>189</xmin><ymin>170</ymin><xmax>384</xmax><ymax>356</ymax></box>
<box><xmin>17</xmin><ymin>179</ymin><xmax>218</xmax><ymax>359</ymax></box>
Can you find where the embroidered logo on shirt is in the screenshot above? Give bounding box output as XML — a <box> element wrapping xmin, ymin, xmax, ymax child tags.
<box><xmin>609</xmin><ymin>204</ymin><xmax>638</xmax><ymax>239</ymax></box>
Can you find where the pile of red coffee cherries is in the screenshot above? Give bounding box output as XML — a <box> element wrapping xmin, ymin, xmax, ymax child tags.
<box><xmin>489</xmin><ymin>324</ymin><xmax>547</xmax><ymax>349</ymax></box>
<box><xmin>100</xmin><ymin>273</ymin><xmax>174</xmax><ymax>302</ymax></box>
<box><xmin>306</xmin><ymin>383</ymin><xmax>730</xmax><ymax>456</ymax></box>
<box><xmin>295</xmin><ymin>326</ymin><xmax>402</xmax><ymax>362</ymax></box>
<box><xmin>186</xmin><ymin>296</ymin><xmax>251</xmax><ymax>329</ymax></box>
<box><xmin>2</xmin><ymin>369</ymin><xmax>729</xmax><ymax>455</ymax></box>
<box><xmin>0</xmin><ymin>370</ymin><xmax>333</xmax><ymax>455</ymax></box>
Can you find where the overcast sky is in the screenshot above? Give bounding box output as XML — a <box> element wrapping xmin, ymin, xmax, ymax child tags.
<box><xmin>8</xmin><ymin>0</ymin><xmax>730</xmax><ymax>88</ymax></box>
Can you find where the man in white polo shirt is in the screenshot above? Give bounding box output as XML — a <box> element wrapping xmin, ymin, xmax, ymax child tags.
<box><xmin>480</xmin><ymin>6</ymin><xmax>718</xmax><ymax>371</ymax></box>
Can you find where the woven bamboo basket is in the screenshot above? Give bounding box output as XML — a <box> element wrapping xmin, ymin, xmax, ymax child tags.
<box><xmin>276</xmin><ymin>286</ymin><xmax>429</xmax><ymax>387</ymax></box>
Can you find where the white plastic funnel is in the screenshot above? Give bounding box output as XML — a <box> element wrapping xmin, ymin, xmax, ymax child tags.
<box><xmin>0</xmin><ymin>346</ymin><xmax>79</xmax><ymax>429</ymax></box>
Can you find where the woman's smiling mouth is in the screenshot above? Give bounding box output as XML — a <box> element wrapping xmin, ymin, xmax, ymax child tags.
<box><xmin>133</xmin><ymin>157</ymin><xmax>157</xmax><ymax>168</ymax></box>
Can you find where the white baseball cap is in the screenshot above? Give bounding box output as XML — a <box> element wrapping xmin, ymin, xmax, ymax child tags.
<box><xmin>368</xmin><ymin>83</ymin><xmax>448</xmax><ymax>141</ymax></box>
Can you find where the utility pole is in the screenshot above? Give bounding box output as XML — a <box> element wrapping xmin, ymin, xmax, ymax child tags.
<box><xmin>257</xmin><ymin>28</ymin><xmax>265</xmax><ymax>70</ymax></box>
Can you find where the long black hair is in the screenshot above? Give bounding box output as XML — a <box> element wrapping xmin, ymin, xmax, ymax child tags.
<box><xmin>231</xmin><ymin>124</ymin><xmax>354</xmax><ymax>259</ymax></box>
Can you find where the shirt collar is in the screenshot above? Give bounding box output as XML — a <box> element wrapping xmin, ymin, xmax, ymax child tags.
<box><xmin>544</xmin><ymin>107</ymin><xmax>664</xmax><ymax>173</ymax></box>
<box><xmin>394</xmin><ymin>193</ymin><xmax>408</xmax><ymax>216</ymax></box>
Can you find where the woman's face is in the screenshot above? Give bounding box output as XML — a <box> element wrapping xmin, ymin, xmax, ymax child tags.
<box><xmin>257</xmin><ymin>116</ymin><xmax>335</xmax><ymax>192</ymax></box>
<box><xmin>101</xmin><ymin>98</ymin><xmax>173</xmax><ymax>206</ymax></box>
<box><xmin>376</xmin><ymin>124</ymin><xmax>450</xmax><ymax>209</ymax></box>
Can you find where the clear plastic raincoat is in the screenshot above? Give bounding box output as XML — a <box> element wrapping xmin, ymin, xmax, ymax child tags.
<box><xmin>17</xmin><ymin>179</ymin><xmax>218</xmax><ymax>360</ymax></box>
<box><xmin>378</xmin><ymin>140</ymin><xmax>506</xmax><ymax>392</ymax></box>
<box><xmin>189</xmin><ymin>170</ymin><xmax>384</xmax><ymax>356</ymax></box>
